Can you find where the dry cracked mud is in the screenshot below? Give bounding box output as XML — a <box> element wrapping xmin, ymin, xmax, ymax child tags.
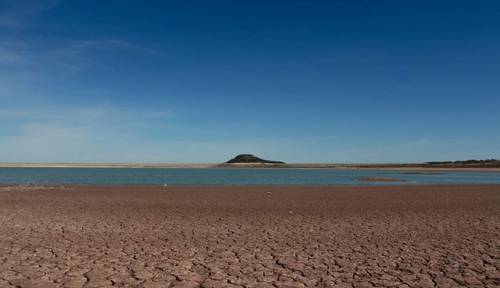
<box><xmin>0</xmin><ymin>185</ymin><xmax>499</xmax><ymax>288</ymax></box>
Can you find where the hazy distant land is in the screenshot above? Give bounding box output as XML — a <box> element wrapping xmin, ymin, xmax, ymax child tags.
<box><xmin>0</xmin><ymin>162</ymin><xmax>215</xmax><ymax>168</ymax></box>
<box><xmin>1</xmin><ymin>156</ymin><xmax>499</xmax><ymax>172</ymax></box>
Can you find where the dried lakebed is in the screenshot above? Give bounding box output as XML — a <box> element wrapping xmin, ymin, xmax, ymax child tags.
<box><xmin>0</xmin><ymin>185</ymin><xmax>499</xmax><ymax>287</ymax></box>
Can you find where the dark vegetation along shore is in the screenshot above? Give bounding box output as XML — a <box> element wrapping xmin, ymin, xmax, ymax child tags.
<box><xmin>348</xmin><ymin>159</ymin><xmax>500</xmax><ymax>169</ymax></box>
<box><xmin>423</xmin><ymin>159</ymin><xmax>500</xmax><ymax>168</ymax></box>
<box><xmin>0</xmin><ymin>184</ymin><xmax>499</xmax><ymax>287</ymax></box>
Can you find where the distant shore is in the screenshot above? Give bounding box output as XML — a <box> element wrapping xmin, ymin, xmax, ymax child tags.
<box><xmin>1</xmin><ymin>162</ymin><xmax>500</xmax><ymax>172</ymax></box>
<box><xmin>0</xmin><ymin>163</ymin><xmax>215</xmax><ymax>169</ymax></box>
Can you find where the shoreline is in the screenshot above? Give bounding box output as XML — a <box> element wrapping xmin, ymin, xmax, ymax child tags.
<box><xmin>2</xmin><ymin>183</ymin><xmax>500</xmax><ymax>189</ymax></box>
<box><xmin>0</xmin><ymin>163</ymin><xmax>216</xmax><ymax>169</ymax></box>
<box><xmin>1</xmin><ymin>162</ymin><xmax>500</xmax><ymax>172</ymax></box>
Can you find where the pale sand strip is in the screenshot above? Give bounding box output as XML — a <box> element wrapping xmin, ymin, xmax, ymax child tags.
<box><xmin>1</xmin><ymin>162</ymin><xmax>499</xmax><ymax>172</ymax></box>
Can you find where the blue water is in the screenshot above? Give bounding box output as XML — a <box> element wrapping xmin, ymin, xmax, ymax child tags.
<box><xmin>1</xmin><ymin>167</ymin><xmax>500</xmax><ymax>185</ymax></box>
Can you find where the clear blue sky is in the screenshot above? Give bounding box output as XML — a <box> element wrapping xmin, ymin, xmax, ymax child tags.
<box><xmin>1</xmin><ymin>0</ymin><xmax>499</xmax><ymax>163</ymax></box>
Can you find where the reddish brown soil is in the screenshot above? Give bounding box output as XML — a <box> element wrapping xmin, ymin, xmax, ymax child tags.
<box><xmin>0</xmin><ymin>185</ymin><xmax>499</xmax><ymax>288</ymax></box>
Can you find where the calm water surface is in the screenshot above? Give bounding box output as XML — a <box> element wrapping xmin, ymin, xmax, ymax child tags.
<box><xmin>1</xmin><ymin>168</ymin><xmax>500</xmax><ymax>185</ymax></box>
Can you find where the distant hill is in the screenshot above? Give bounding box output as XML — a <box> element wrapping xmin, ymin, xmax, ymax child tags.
<box><xmin>225</xmin><ymin>154</ymin><xmax>285</xmax><ymax>165</ymax></box>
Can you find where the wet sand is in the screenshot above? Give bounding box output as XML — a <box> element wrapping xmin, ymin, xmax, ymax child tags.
<box><xmin>0</xmin><ymin>185</ymin><xmax>499</xmax><ymax>288</ymax></box>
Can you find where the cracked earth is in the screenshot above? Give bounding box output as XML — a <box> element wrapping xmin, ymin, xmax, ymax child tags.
<box><xmin>0</xmin><ymin>185</ymin><xmax>499</xmax><ymax>288</ymax></box>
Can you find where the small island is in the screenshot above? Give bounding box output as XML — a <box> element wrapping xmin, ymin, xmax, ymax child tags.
<box><xmin>220</xmin><ymin>154</ymin><xmax>285</xmax><ymax>167</ymax></box>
